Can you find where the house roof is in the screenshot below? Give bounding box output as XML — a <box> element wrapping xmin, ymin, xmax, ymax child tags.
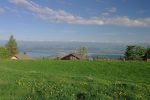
<box><xmin>61</xmin><ymin>53</ymin><xmax>82</xmax><ymax>59</ymax></box>
<box><xmin>13</xmin><ymin>53</ymin><xmax>32</xmax><ymax>60</ymax></box>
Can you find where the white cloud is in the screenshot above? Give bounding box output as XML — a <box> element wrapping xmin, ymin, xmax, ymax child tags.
<box><xmin>101</xmin><ymin>7</ymin><xmax>117</xmax><ymax>17</ymax></box>
<box><xmin>108</xmin><ymin>7</ymin><xmax>117</xmax><ymax>13</ymax></box>
<box><xmin>105</xmin><ymin>17</ymin><xmax>150</xmax><ymax>27</ymax></box>
<box><xmin>9</xmin><ymin>0</ymin><xmax>150</xmax><ymax>27</ymax></box>
<box><xmin>0</xmin><ymin>8</ymin><xmax>5</xmax><ymax>14</ymax></box>
<box><xmin>101</xmin><ymin>12</ymin><xmax>110</xmax><ymax>16</ymax></box>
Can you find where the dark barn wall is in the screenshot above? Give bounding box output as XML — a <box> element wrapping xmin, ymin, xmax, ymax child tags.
<box><xmin>61</xmin><ymin>55</ymin><xmax>79</xmax><ymax>60</ymax></box>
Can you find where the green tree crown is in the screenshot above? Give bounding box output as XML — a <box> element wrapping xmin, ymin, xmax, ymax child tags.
<box><xmin>5</xmin><ymin>35</ymin><xmax>19</xmax><ymax>56</ymax></box>
<box><xmin>76</xmin><ymin>47</ymin><xmax>88</xmax><ymax>59</ymax></box>
<box><xmin>125</xmin><ymin>45</ymin><xmax>145</xmax><ymax>60</ymax></box>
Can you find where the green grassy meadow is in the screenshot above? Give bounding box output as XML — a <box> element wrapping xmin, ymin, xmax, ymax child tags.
<box><xmin>0</xmin><ymin>60</ymin><xmax>150</xmax><ymax>100</ymax></box>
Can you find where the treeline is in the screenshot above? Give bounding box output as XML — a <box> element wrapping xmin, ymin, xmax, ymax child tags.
<box><xmin>0</xmin><ymin>35</ymin><xmax>19</xmax><ymax>59</ymax></box>
<box><xmin>125</xmin><ymin>45</ymin><xmax>150</xmax><ymax>60</ymax></box>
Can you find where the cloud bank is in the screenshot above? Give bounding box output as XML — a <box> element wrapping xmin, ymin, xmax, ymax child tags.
<box><xmin>9</xmin><ymin>0</ymin><xmax>150</xmax><ymax>27</ymax></box>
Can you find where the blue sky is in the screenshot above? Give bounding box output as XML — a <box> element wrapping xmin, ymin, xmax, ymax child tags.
<box><xmin>0</xmin><ymin>0</ymin><xmax>150</xmax><ymax>43</ymax></box>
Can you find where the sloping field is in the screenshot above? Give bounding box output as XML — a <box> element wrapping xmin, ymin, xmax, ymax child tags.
<box><xmin>0</xmin><ymin>60</ymin><xmax>150</xmax><ymax>100</ymax></box>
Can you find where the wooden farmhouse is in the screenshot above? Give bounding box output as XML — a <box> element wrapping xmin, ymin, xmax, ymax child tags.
<box><xmin>61</xmin><ymin>53</ymin><xmax>82</xmax><ymax>60</ymax></box>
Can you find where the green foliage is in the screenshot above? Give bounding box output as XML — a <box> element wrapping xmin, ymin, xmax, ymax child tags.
<box><xmin>144</xmin><ymin>48</ymin><xmax>150</xmax><ymax>59</ymax></box>
<box><xmin>0</xmin><ymin>60</ymin><xmax>150</xmax><ymax>99</ymax></box>
<box><xmin>125</xmin><ymin>45</ymin><xmax>145</xmax><ymax>60</ymax></box>
<box><xmin>0</xmin><ymin>47</ymin><xmax>9</xmax><ymax>59</ymax></box>
<box><xmin>76</xmin><ymin>47</ymin><xmax>88</xmax><ymax>59</ymax></box>
<box><xmin>5</xmin><ymin>35</ymin><xmax>19</xmax><ymax>56</ymax></box>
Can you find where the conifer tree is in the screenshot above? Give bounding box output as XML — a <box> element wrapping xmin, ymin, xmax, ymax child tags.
<box><xmin>6</xmin><ymin>35</ymin><xmax>19</xmax><ymax>56</ymax></box>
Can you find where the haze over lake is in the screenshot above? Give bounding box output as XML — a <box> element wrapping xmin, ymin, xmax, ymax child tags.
<box><xmin>20</xmin><ymin>41</ymin><xmax>126</xmax><ymax>59</ymax></box>
<box><xmin>0</xmin><ymin>41</ymin><xmax>140</xmax><ymax>59</ymax></box>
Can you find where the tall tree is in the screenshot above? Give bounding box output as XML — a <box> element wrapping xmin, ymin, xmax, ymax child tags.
<box><xmin>125</xmin><ymin>45</ymin><xmax>145</xmax><ymax>60</ymax></box>
<box><xmin>6</xmin><ymin>35</ymin><xmax>19</xmax><ymax>56</ymax></box>
<box><xmin>76</xmin><ymin>47</ymin><xmax>88</xmax><ymax>59</ymax></box>
<box><xmin>144</xmin><ymin>48</ymin><xmax>150</xmax><ymax>59</ymax></box>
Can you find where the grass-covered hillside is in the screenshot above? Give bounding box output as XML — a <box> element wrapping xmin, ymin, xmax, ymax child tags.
<box><xmin>0</xmin><ymin>60</ymin><xmax>150</xmax><ymax>100</ymax></box>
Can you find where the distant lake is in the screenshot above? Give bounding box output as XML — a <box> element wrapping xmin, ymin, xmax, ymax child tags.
<box><xmin>89</xmin><ymin>53</ymin><xmax>124</xmax><ymax>59</ymax></box>
<box><xmin>0</xmin><ymin>41</ymin><xmax>133</xmax><ymax>59</ymax></box>
<box><xmin>15</xmin><ymin>41</ymin><xmax>128</xmax><ymax>59</ymax></box>
<box><xmin>25</xmin><ymin>51</ymin><xmax>124</xmax><ymax>59</ymax></box>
